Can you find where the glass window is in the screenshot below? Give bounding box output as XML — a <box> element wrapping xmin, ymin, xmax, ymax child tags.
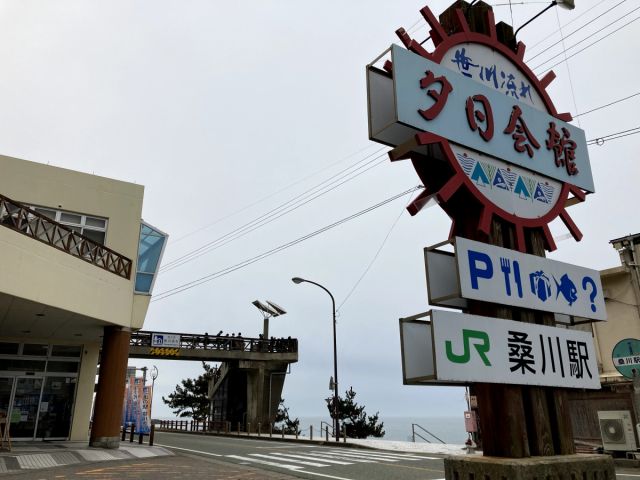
<box><xmin>51</xmin><ymin>345</ymin><xmax>82</xmax><ymax>358</ymax></box>
<box><xmin>135</xmin><ymin>222</ymin><xmax>168</xmax><ymax>294</ymax></box>
<box><xmin>36</xmin><ymin>377</ymin><xmax>76</xmax><ymax>439</ymax></box>
<box><xmin>22</xmin><ymin>344</ymin><xmax>49</xmax><ymax>356</ymax></box>
<box><xmin>46</xmin><ymin>361</ymin><xmax>79</xmax><ymax>373</ymax></box>
<box><xmin>82</xmin><ymin>229</ymin><xmax>106</xmax><ymax>244</ymax></box>
<box><xmin>85</xmin><ymin>217</ymin><xmax>106</xmax><ymax>228</ymax></box>
<box><xmin>60</xmin><ymin>213</ymin><xmax>82</xmax><ymax>224</ymax></box>
<box><xmin>0</xmin><ymin>359</ymin><xmax>46</xmax><ymax>371</ymax></box>
<box><xmin>33</xmin><ymin>208</ymin><xmax>56</xmax><ymax>219</ymax></box>
<box><xmin>0</xmin><ymin>343</ymin><xmax>19</xmax><ymax>355</ymax></box>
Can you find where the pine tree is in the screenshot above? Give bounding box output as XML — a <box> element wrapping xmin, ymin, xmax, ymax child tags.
<box><xmin>326</xmin><ymin>387</ymin><xmax>385</xmax><ymax>438</ymax></box>
<box><xmin>273</xmin><ymin>398</ymin><xmax>301</xmax><ymax>435</ymax></box>
<box><xmin>162</xmin><ymin>362</ymin><xmax>214</xmax><ymax>421</ymax></box>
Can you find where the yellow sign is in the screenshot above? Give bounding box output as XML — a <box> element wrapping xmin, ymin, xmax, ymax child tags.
<box><xmin>149</xmin><ymin>347</ymin><xmax>180</xmax><ymax>357</ymax></box>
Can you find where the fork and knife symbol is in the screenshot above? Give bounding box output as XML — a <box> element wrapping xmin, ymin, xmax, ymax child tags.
<box><xmin>500</xmin><ymin>257</ymin><xmax>523</xmax><ymax>298</ymax></box>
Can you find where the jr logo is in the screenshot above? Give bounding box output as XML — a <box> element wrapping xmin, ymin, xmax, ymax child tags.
<box><xmin>445</xmin><ymin>329</ymin><xmax>491</xmax><ymax>366</ymax></box>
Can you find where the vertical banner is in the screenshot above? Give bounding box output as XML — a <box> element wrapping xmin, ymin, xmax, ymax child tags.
<box><xmin>122</xmin><ymin>375</ymin><xmax>151</xmax><ymax>434</ymax></box>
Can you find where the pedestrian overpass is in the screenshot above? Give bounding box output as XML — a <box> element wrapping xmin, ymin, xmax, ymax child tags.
<box><xmin>128</xmin><ymin>330</ymin><xmax>298</xmax><ymax>430</ymax></box>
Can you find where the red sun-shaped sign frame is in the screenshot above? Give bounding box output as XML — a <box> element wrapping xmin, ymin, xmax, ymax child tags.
<box><xmin>387</xmin><ymin>5</ymin><xmax>586</xmax><ymax>253</ymax></box>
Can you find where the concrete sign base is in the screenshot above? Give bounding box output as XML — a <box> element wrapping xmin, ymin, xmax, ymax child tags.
<box><xmin>444</xmin><ymin>454</ymin><xmax>614</xmax><ymax>479</ymax></box>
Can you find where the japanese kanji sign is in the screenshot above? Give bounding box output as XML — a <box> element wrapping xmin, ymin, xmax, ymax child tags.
<box><xmin>455</xmin><ymin>237</ymin><xmax>606</xmax><ymax>320</ymax></box>
<box><xmin>612</xmin><ymin>338</ymin><xmax>640</xmax><ymax>379</ymax></box>
<box><xmin>428</xmin><ymin>309</ymin><xmax>600</xmax><ymax>389</ymax></box>
<box><xmin>389</xmin><ymin>44</ymin><xmax>594</xmax><ymax>192</ymax></box>
<box><xmin>151</xmin><ymin>333</ymin><xmax>181</xmax><ymax>348</ymax></box>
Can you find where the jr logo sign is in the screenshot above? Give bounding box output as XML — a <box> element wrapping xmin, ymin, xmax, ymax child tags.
<box><xmin>446</xmin><ymin>329</ymin><xmax>492</xmax><ymax>366</ymax></box>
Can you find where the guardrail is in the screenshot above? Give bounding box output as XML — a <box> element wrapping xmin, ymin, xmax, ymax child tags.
<box><xmin>0</xmin><ymin>193</ymin><xmax>132</xmax><ymax>279</ymax></box>
<box><xmin>411</xmin><ymin>423</ymin><xmax>445</xmax><ymax>444</ymax></box>
<box><xmin>130</xmin><ymin>331</ymin><xmax>298</xmax><ymax>354</ymax></box>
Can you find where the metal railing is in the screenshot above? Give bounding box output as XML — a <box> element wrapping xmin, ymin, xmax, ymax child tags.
<box><xmin>130</xmin><ymin>331</ymin><xmax>298</xmax><ymax>354</ymax></box>
<box><xmin>411</xmin><ymin>423</ymin><xmax>445</xmax><ymax>444</ymax></box>
<box><xmin>0</xmin><ymin>193</ymin><xmax>132</xmax><ymax>279</ymax></box>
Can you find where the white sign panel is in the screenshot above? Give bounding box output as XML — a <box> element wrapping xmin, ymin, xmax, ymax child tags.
<box><xmin>456</xmin><ymin>237</ymin><xmax>606</xmax><ymax>321</ymax></box>
<box><xmin>432</xmin><ymin>309</ymin><xmax>600</xmax><ymax>389</ymax></box>
<box><xmin>399</xmin><ymin>318</ymin><xmax>435</xmax><ymax>384</ymax></box>
<box><xmin>151</xmin><ymin>333</ymin><xmax>181</xmax><ymax>348</ymax></box>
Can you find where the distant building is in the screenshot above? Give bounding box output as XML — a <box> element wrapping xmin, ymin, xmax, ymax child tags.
<box><xmin>569</xmin><ymin>233</ymin><xmax>640</xmax><ymax>449</ymax></box>
<box><xmin>0</xmin><ymin>155</ymin><xmax>166</xmax><ymax>446</ymax></box>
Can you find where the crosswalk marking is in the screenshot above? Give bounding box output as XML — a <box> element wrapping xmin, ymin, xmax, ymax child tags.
<box><xmin>249</xmin><ymin>453</ymin><xmax>330</xmax><ymax>467</ymax></box>
<box><xmin>326</xmin><ymin>449</ymin><xmax>438</xmax><ymax>461</ymax></box>
<box><xmin>303</xmin><ymin>452</ymin><xmax>371</xmax><ymax>463</ymax></box>
<box><xmin>226</xmin><ymin>454</ymin><xmax>304</xmax><ymax>470</ymax></box>
<box><xmin>318</xmin><ymin>451</ymin><xmax>399</xmax><ymax>462</ymax></box>
<box><xmin>267</xmin><ymin>452</ymin><xmax>353</xmax><ymax>465</ymax></box>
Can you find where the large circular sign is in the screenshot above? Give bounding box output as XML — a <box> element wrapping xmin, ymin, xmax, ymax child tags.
<box><xmin>390</xmin><ymin>6</ymin><xmax>588</xmax><ymax>253</ymax></box>
<box><xmin>612</xmin><ymin>338</ymin><xmax>640</xmax><ymax>379</ymax></box>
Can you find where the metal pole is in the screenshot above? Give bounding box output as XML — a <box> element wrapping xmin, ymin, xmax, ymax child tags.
<box><xmin>292</xmin><ymin>278</ymin><xmax>339</xmax><ymax>442</ymax></box>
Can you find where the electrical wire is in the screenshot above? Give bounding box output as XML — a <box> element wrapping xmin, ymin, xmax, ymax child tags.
<box><xmin>169</xmin><ymin>143</ymin><xmax>383</xmax><ymax>245</ymax></box>
<box><xmin>160</xmin><ymin>149</ymin><xmax>389</xmax><ymax>273</ymax></box>
<box><xmin>587</xmin><ymin>126</ymin><xmax>640</xmax><ymax>146</ymax></box>
<box><xmin>525</xmin><ymin>0</ymin><xmax>627</xmax><ymax>63</ymax></box>
<box><xmin>574</xmin><ymin>91</ymin><xmax>640</xmax><ymax>118</ymax></box>
<box><xmin>151</xmin><ymin>186</ymin><xmax>424</xmax><ymax>302</ymax></box>
<box><xmin>336</xmin><ymin>189</ymin><xmax>416</xmax><ymax>313</ymax></box>
<box><xmin>532</xmin><ymin>8</ymin><xmax>640</xmax><ymax>73</ymax></box>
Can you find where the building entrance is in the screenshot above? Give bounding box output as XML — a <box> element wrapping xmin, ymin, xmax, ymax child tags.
<box><xmin>0</xmin><ymin>343</ymin><xmax>81</xmax><ymax>441</ymax></box>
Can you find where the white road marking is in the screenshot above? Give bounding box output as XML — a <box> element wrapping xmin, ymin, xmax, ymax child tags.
<box><xmin>320</xmin><ymin>451</ymin><xmax>398</xmax><ymax>462</ymax></box>
<box><xmin>305</xmin><ymin>452</ymin><xmax>372</xmax><ymax>463</ymax></box>
<box><xmin>226</xmin><ymin>454</ymin><xmax>356</xmax><ymax>480</ymax></box>
<box><xmin>267</xmin><ymin>452</ymin><xmax>353</xmax><ymax>465</ymax></box>
<box><xmin>153</xmin><ymin>444</ymin><xmax>223</xmax><ymax>457</ymax></box>
<box><xmin>327</xmin><ymin>449</ymin><xmax>438</xmax><ymax>460</ymax></box>
<box><xmin>249</xmin><ymin>453</ymin><xmax>330</xmax><ymax>467</ymax></box>
<box><xmin>617</xmin><ymin>475</ymin><xmax>640</xmax><ymax>478</ymax></box>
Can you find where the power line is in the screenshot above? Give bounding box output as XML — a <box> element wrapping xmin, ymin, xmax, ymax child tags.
<box><xmin>160</xmin><ymin>149</ymin><xmax>389</xmax><ymax>273</ymax></box>
<box><xmin>587</xmin><ymin>126</ymin><xmax>640</xmax><ymax>146</ymax></box>
<box><xmin>169</xmin><ymin>143</ymin><xmax>383</xmax><ymax>245</ymax></box>
<box><xmin>525</xmin><ymin>0</ymin><xmax>627</xmax><ymax>63</ymax></box>
<box><xmin>574</xmin><ymin>91</ymin><xmax>640</xmax><ymax>118</ymax></box>
<box><xmin>336</xmin><ymin>191</ymin><xmax>413</xmax><ymax>313</ymax></box>
<box><xmin>532</xmin><ymin>9</ymin><xmax>640</xmax><ymax>73</ymax></box>
<box><xmin>151</xmin><ymin>186</ymin><xmax>423</xmax><ymax>302</ymax></box>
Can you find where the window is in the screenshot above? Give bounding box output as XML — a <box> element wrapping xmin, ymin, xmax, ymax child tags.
<box><xmin>32</xmin><ymin>207</ymin><xmax>108</xmax><ymax>245</ymax></box>
<box><xmin>135</xmin><ymin>222</ymin><xmax>168</xmax><ymax>294</ymax></box>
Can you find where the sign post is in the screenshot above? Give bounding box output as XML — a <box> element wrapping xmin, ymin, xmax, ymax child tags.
<box><xmin>370</xmin><ymin>1</ymin><xmax>614</xmax><ymax>476</ymax></box>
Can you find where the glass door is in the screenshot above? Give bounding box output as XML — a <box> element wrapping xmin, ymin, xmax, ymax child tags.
<box><xmin>10</xmin><ymin>377</ymin><xmax>43</xmax><ymax>439</ymax></box>
<box><xmin>0</xmin><ymin>377</ymin><xmax>13</xmax><ymax>420</ymax></box>
<box><xmin>36</xmin><ymin>377</ymin><xmax>77</xmax><ymax>439</ymax></box>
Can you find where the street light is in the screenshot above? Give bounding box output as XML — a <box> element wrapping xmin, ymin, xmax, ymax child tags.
<box><xmin>252</xmin><ymin>300</ymin><xmax>287</xmax><ymax>339</ymax></box>
<box><xmin>291</xmin><ymin>276</ymin><xmax>340</xmax><ymax>442</ymax></box>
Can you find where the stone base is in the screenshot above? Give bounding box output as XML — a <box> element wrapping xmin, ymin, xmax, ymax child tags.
<box><xmin>89</xmin><ymin>436</ymin><xmax>121</xmax><ymax>449</ymax></box>
<box><xmin>444</xmin><ymin>454</ymin><xmax>615</xmax><ymax>480</ymax></box>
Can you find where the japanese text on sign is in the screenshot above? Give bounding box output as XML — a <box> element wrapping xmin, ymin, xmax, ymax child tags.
<box><xmin>431</xmin><ymin>309</ymin><xmax>600</xmax><ymax>389</ymax></box>
<box><xmin>391</xmin><ymin>45</ymin><xmax>594</xmax><ymax>192</ymax></box>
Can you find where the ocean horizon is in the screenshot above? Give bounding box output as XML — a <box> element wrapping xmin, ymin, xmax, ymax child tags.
<box><xmin>296</xmin><ymin>415</ymin><xmax>467</xmax><ymax>444</ymax></box>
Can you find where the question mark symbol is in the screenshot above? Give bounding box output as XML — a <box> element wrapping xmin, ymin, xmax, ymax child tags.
<box><xmin>582</xmin><ymin>276</ymin><xmax>597</xmax><ymax>312</ymax></box>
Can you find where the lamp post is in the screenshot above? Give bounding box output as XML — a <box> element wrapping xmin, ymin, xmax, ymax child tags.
<box><xmin>292</xmin><ymin>276</ymin><xmax>340</xmax><ymax>442</ymax></box>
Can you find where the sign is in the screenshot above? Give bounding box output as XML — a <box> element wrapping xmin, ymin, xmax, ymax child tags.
<box><xmin>399</xmin><ymin>315</ymin><xmax>435</xmax><ymax>384</ymax></box>
<box><xmin>149</xmin><ymin>347</ymin><xmax>179</xmax><ymax>357</ymax></box>
<box><xmin>391</xmin><ymin>44</ymin><xmax>593</xmax><ymax>192</ymax></box>
<box><xmin>612</xmin><ymin>338</ymin><xmax>640</xmax><ymax>379</ymax></box>
<box><xmin>456</xmin><ymin>237</ymin><xmax>606</xmax><ymax>321</ymax></box>
<box><xmin>430</xmin><ymin>309</ymin><xmax>600</xmax><ymax>389</ymax></box>
<box><xmin>151</xmin><ymin>333</ymin><xmax>181</xmax><ymax>348</ymax></box>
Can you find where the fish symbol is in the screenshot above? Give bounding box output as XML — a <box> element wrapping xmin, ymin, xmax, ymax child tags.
<box><xmin>554</xmin><ymin>273</ymin><xmax>578</xmax><ymax>306</ymax></box>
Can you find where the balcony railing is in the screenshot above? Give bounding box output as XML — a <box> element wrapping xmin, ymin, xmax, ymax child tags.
<box><xmin>0</xmin><ymin>193</ymin><xmax>132</xmax><ymax>279</ymax></box>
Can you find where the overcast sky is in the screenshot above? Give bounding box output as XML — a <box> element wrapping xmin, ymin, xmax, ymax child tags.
<box><xmin>0</xmin><ymin>0</ymin><xmax>637</xmax><ymax>433</ymax></box>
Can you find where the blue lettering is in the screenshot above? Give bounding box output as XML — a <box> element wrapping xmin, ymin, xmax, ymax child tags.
<box><xmin>468</xmin><ymin>250</ymin><xmax>493</xmax><ymax>289</ymax></box>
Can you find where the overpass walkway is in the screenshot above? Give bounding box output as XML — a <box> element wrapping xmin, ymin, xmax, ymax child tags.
<box><xmin>128</xmin><ymin>331</ymin><xmax>298</xmax><ymax>362</ymax></box>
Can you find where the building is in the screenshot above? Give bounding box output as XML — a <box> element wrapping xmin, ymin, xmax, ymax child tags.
<box><xmin>0</xmin><ymin>154</ymin><xmax>166</xmax><ymax>447</ymax></box>
<box><xmin>569</xmin><ymin>233</ymin><xmax>640</xmax><ymax>448</ymax></box>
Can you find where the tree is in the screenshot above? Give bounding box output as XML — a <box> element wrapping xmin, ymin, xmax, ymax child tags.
<box><xmin>273</xmin><ymin>397</ymin><xmax>300</xmax><ymax>435</ymax></box>
<box><xmin>162</xmin><ymin>362</ymin><xmax>214</xmax><ymax>421</ymax></box>
<box><xmin>326</xmin><ymin>387</ymin><xmax>385</xmax><ymax>438</ymax></box>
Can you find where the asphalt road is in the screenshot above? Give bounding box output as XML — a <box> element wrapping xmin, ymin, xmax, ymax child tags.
<box><xmin>153</xmin><ymin>432</ymin><xmax>448</xmax><ymax>480</ymax></box>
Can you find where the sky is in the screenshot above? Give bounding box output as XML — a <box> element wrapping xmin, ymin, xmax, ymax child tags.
<box><xmin>0</xmin><ymin>0</ymin><xmax>638</xmax><ymax>435</ymax></box>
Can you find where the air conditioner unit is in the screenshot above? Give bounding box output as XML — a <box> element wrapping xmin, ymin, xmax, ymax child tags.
<box><xmin>598</xmin><ymin>410</ymin><xmax>637</xmax><ymax>452</ymax></box>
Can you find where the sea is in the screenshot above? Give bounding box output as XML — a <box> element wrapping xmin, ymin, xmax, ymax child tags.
<box><xmin>296</xmin><ymin>416</ymin><xmax>467</xmax><ymax>444</ymax></box>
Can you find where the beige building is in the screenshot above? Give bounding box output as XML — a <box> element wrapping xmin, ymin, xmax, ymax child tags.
<box><xmin>0</xmin><ymin>154</ymin><xmax>165</xmax><ymax>446</ymax></box>
<box><xmin>569</xmin><ymin>234</ymin><xmax>640</xmax><ymax>446</ymax></box>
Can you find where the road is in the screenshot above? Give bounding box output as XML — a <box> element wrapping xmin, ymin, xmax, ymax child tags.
<box><xmin>154</xmin><ymin>432</ymin><xmax>448</xmax><ymax>480</ymax></box>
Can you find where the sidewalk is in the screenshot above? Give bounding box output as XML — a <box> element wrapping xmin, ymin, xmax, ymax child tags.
<box><xmin>0</xmin><ymin>441</ymin><xmax>172</xmax><ymax>474</ymax></box>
